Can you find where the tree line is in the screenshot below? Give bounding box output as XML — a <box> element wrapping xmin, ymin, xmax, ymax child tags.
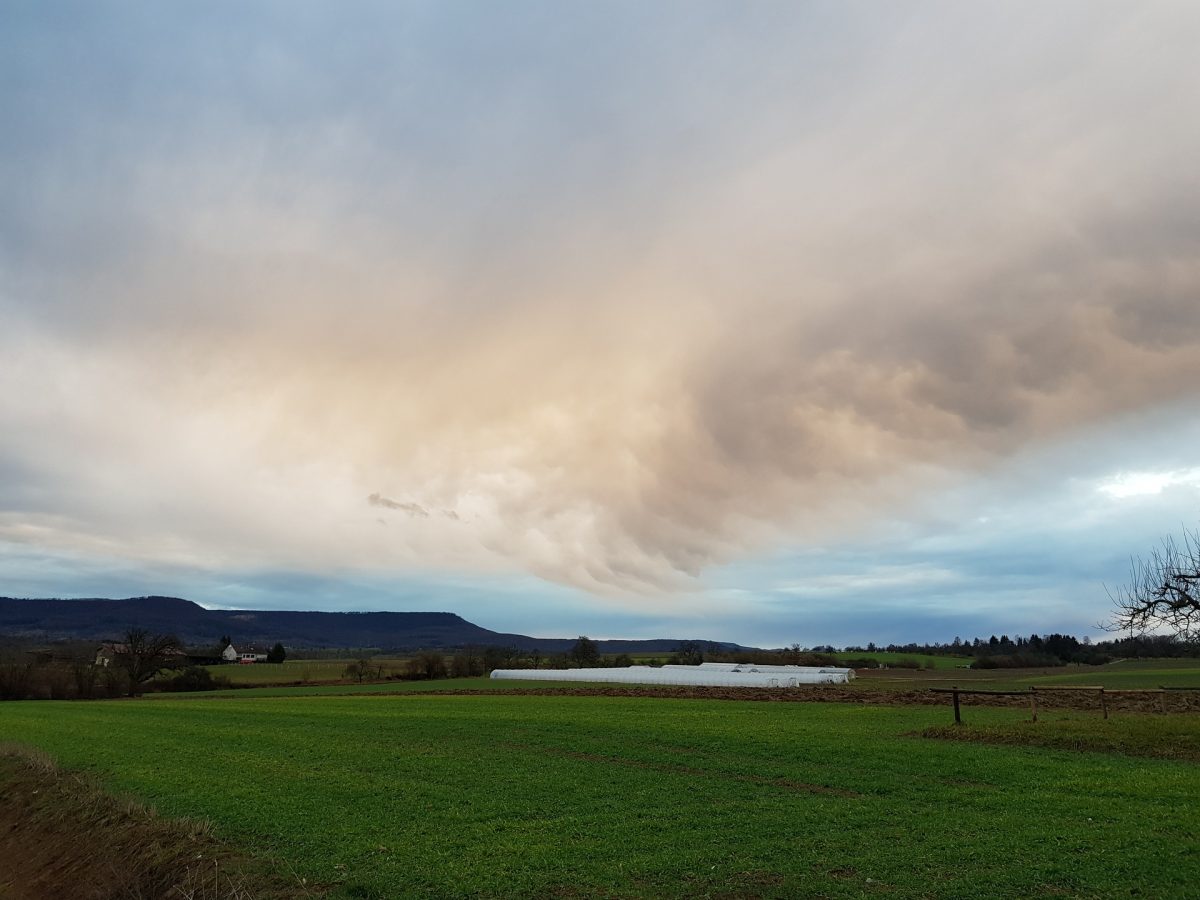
<box><xmin>0</xmin><ymin>628</ymin><xmax>297</xmax><ymax>700</ymax></box>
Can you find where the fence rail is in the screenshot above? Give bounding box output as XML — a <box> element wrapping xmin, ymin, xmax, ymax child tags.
<box><xmin>930</xmin><ymin>685</ymin><xmax>1200</xmax><ymax>723</ymax></box>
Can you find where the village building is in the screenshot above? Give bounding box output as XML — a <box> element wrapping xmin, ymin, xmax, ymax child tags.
<box><xmin>236</xmin><ymin>646</ymin><xmax>269</xmax><ymax>664</ymax></box>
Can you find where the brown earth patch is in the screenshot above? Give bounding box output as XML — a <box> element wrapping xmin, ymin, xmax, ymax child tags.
<box><xmin>403</xmin><ymin>684</ymin><xmax>1200</xmax><ymax>714</ymax></box>
<box><xmin>918</xmin><ymin>724</ymin><xmax>1200</xmax><ymax>762</ymax></box>
<box><xmin>0</xmin><ymin>744</ymin><xmax>320</xmax><ymax>899</ymax></box>
<box><xmin>502</xmin><ymin>742</ymin><xmax>860</xmax><ymax>797</ymax></box>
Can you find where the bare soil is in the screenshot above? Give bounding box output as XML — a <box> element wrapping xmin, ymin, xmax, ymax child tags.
<box><xmin>411</xmin><ymin>684</ymin><xmax>1200</xmax><ymax>713</ymax></box>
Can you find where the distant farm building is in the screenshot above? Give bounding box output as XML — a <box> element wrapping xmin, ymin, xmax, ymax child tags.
<box><xmin>94</xmin><ymin>642</ymin><xmax>189</xmax><ymax>667</ymax></box>
<box><xmin>236</xmin><ymin>646</ymin><xmax>269</xmax><ymax>664</ymax></box>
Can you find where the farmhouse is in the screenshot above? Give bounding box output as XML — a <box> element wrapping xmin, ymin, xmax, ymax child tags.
<box><xmin>94</xmin><ymin>643</ymin><xmax>121</xmax><ymax>667</ymax></box>
<box><xmin>236</xmin><ymin>646</ymin><xmax>269</xmax><ymax>664</ymax></box>
<box><xmin>93</xmin><ymin>642</ymin><xmax>189</xmax><ymax>667</ymax></box>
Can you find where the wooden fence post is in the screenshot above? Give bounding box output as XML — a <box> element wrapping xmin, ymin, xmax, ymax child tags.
<box><xmin>1099</xmin><ymin>688</ymin><xmax>1108</xmax><ymax>720</ymax></box>
<box><xmin>1030</xmin><ymin>688</ymin><xmax>1038</xmax><ymax>723</ymax></box>
<box><xmin>1159</xmin><ymin>690</ymin><xmax>1167</xmax><ymax>715</ymax></box>
<box><xmin>953</xmin><ymin>686</ymin><xmax>961</xmax><ymax>725</ymax></box>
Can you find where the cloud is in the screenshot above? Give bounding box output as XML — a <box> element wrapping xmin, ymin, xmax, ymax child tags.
<box><xmin>367</xmin><ymin>494</ymin><xmax>430</xmax><ymax>518</ymax></box>
<box><xmin>1097</xmin><ymin>468</ymin><xmax>1200</xmax><ymax>500</ymax></box>
<box><xmin>2</xmin><ymin>2</ymin><xmax>1199</xmax><ymax>603</ymax></box>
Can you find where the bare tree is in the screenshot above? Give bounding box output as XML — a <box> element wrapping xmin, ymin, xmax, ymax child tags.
<box><xmin>114</xmin><ymin>628</ymin><xmax>183</xmax><ymax>695</ymax></box>
<box><xmin>344</xmin><ymin>657</ymin><xmax>376</xmax><ymax>683</ymax></box>
<box><xmin>1108</xmin><ymin>526</ymin><xmax>1200</xmax><ymax>642</ymax></box>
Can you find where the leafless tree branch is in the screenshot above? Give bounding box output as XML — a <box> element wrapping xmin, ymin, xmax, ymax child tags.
<box><xmin>1106</xmin><ymin>526</ymin><xmax>1200</xmax><ymax>642</ymax></box>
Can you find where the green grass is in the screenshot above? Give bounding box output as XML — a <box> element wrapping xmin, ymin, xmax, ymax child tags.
<box><xmin>1025</xmin><ymin>658</ymin><xmax>1200</xmax><ymax>690</ymax></box>
<box><xmin>838</xmin><ymin>657</ymin><xmax>1200</xmax><ymax>692</ymax></box>
<box><xmin>831</xmin><ymin>651</ymin><xmax>972</xmax><ymax>669</ymax></box>
<box><xmin>2</xmin><ymin>693</ymin><xmax>1198</xmax><ymax>898</ymax></box>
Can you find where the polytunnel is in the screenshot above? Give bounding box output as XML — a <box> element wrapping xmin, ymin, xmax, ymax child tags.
<box><xmin>488</xmin><ymin>665</ymin><xmax>850</xmax><ymax>687</ymax></box>
<box><xmin>669</xmin><ymin>662</ymin><xmax>856</xmax><ymax>680</ymax></box>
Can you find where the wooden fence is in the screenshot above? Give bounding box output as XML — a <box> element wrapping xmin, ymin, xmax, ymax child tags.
<box><xmin>930</xmin><ymin>685</ymin><xmax>1200</xmax><ymax>724</ymax></box>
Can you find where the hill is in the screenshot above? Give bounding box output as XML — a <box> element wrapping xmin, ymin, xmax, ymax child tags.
<box><xmin>0</xmin><ymin>595</ymin><xmax>738</xmax><ymax>653</ymax></box>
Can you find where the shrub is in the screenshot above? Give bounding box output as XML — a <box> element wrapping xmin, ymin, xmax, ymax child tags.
<box><xmin>72</xmin><ymin>662</ymin><xmax>100</xmax><ymax>700</ymax></box>
<box><xmin>970</xmin><ymin>652</ymin><xmax>1064</xmax><ymax>669</ymax></box>
<box><xmin>404</xmin><ymin>652</ymin><xmax>448</xmax><ymax>681</ymax></box>
<box><xmin>1072</xmin><ymin>652</ymin><xmax>1114</xmax><ymax>666</ymax></box>
<box><xmin>156</xmin><ymin>666</ymin><xmax>232</xmax><ymax>693</ymax></box>
<box><xmin>450</xmin><ymin>652</ymin><xmax>484</xmax><ymax>678</ymax></box>
<box><xmin>44</xmin><ymin>667</ymin><xmax>73</xmax><ymax>700</ymax></box>
<box><xmin>100</xmin><ymin>667</ymin><xmax>131</xmax><ymax>698</ymax></box>
<box><xmin>0</xmin><ymin>663</ymin><xmax>34</xmax><ymax>700</ymax></box>
<box><xmin>792</xmin><ymin>652</ymin><xmax>839</xmax><ymax>667</ymax></box>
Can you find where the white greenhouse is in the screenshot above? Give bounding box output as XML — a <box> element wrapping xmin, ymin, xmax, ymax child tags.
<box><xmin>670</xmin><ymin>662</ymin><xmax>856</xmax><ymax>679</ymax></box>
<box><xmin>489</xmin><ymin>663</ymin><xmax>853</xmax><ymax>688</ymax></box>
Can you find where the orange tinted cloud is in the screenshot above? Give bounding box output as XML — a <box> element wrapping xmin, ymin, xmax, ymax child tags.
<box><xmin>2</xmin><ymin>2</ymin><xmax>1199</xmax><ymax>598</ymax></box>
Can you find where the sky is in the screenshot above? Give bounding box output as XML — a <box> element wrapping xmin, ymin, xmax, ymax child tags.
<box><xmin>2</xmin><ymin>1</ymin><xmax>1199</xmax><ymax>647</ymax></box>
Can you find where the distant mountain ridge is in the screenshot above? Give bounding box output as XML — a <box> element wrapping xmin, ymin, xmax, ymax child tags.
<box><xmin>0</xmin><ymin>596</ymin><xmax>741</xmax><ymax>653</ymax></box>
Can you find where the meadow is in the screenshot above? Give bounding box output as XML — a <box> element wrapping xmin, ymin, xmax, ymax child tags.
<box><xmin>2</xmin><ymin>689</ymin><xmax>1198</xmax><ymax>898</ymax></box>
<box><xmin>830</xmin><ymin>651</ymin><xmax>972</xmax><ymax>670</ymax></box>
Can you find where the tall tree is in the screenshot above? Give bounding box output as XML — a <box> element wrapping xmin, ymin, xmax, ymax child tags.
<box><xmin>267</xmin><ymin>642</ymin><xmax>286</xmax><ymax>664</ymax></box>
<box><xmin>569</xmin><ymin>636</ymin><xmax>599</xmax><ymax>667</ymax></box>
<box><xmin>114</xmin><ymin>628</ymin><xmax>182</xmax><ymax>695</ymax></box>
<box><xmin>674</xmin><ymin>641</ymin><xmax>704</xmax><ymax>666</ymax></box>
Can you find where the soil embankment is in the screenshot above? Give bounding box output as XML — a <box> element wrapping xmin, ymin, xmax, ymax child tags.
<box><xmin>0</xmin><ymin>745</ymin><xmax>315</xmax><ymax>899</ymax></box>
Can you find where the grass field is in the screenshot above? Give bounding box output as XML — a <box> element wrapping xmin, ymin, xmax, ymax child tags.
<box><xmin>830</xmin><ymin>651</ymin><xmax>972</xmax><ymax>669</ymax></box>
<box><xmin>2</xmin><ymin>691</ymin><xmax>1198</xmax><ymax>898</ymax></box>
<box><xmin>1026</xmin><ymin>658</ymin><xmax>1200</xmax><ymax>689</ymax></box>
<box><xmin>854</xmin><ymin>657</ymin><xmax>1200</xmax><ymax>692</ymax></box>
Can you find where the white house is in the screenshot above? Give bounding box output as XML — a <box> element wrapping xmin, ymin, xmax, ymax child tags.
<box><xmin>221</xmin><ymin>644</ymin><xmax>238</xmax><ymax>663</ymax></box>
